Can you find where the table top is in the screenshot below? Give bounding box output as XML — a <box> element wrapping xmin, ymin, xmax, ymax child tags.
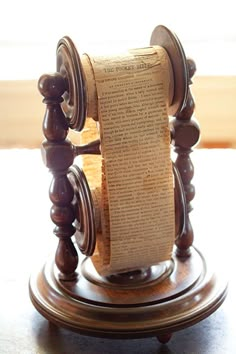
<box><xmin>0</xmin><ymin>148</ymin><xmax>235</xmax><ymax>354</ymax></box>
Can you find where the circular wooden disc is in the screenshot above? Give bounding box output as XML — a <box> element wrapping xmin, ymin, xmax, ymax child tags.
<box><xmin>150</xmin><ymin>25</ymin><xmax>188</xmax><ymax>116</ymax></box>
<box><xmin>57</xmin><ymin>36</ymin><xmax>87</xmax><ymax>131</ymax></box>
<box><xmin>58</xmin><ymin>248</ymin><xmax>201</xmax><ymax>305</ymax></box>
<box><xmin>173</xmin><ymin>162</ymin><xmax>186</xmax><ymax>239</ymax></box>
<box><xmin>29</xmin><ymin>247</ymin><xmax>227</xmax><ymax>338</ymax></box>
<box><xmin>68</xmin><ymin>165</ymin><xmax>96</xmax><ymax>256</ymax></box>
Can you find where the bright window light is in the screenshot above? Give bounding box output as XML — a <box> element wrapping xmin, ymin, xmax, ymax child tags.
<box><xmin>1</xmin><ymin>0</ymin><xmax>236</xmax><ymax>79</ymax></box>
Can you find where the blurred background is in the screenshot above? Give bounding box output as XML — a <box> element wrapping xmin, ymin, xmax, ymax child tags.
<box><xmin>0</xmin><ymin>0</ymin><xmax>235</xmax><ymax>148</ymax></box>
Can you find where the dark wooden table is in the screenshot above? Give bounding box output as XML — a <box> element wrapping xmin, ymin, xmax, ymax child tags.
<box><xmin>0</xmin><ymin>149</ymin><xmax>235</xmax><ymax>354</ymax></box>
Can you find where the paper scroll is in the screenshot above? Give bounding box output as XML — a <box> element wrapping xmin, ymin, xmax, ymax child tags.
<box><xmin>79</xmin><ymin>46</ymin><xmax>175</xmax><ymax>275</ymax></box>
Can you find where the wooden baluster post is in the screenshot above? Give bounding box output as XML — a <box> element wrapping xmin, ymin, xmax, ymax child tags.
<box><xmin>172</xmin><ymin>59</ymin><xmax>200</xmax><ymax>257</ymax></box>
<box><xmin>38</xmin><ymin>73</ymin><xmax>78</xmax><ymax>280</ymax></box>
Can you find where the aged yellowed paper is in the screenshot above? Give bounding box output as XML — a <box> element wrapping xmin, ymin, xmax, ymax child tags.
<box><xmin>82</xmin><ymin>47</ymin><xmax>175</xmax><ymax>275</ymax></box>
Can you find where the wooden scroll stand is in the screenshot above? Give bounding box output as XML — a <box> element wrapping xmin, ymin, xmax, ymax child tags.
<box><xmin>29</xmin><ymin>26</ymin><xmax>227</xmax><ymax>344</ymax></box>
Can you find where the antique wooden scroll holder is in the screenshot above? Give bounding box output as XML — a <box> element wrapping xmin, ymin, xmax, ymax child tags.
<box><xmin>29</xmin><ymin>25</ymin><xmax>227</xmax><ymax>343</ymax></box>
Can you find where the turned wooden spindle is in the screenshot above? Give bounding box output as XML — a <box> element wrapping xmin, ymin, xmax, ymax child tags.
<box><xmin>171</xmin><ymin>59</ymin><xmax>200</xmax><ymax>257</ymax></box>
<box><xmin>39</xmin><ymin>73</ymin><xmax>78</xmax><ymax>280</ymax></box>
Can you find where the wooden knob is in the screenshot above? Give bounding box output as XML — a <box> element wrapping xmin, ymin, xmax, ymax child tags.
<box><xmin>38</xmin><ymin>73</ymin><xmax>66</xmax><ymax>99</ymax></box>
<box><xmin>171</xmin><ymin>119</ymin><xmax>200</xmax><ymax>149</ymax></box>
<box><xmin>187</xmin><ymin>58</ymin><xmax>196</xmax><ymax>80</ymax></box>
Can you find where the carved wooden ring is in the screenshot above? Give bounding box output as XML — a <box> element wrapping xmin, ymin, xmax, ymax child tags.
<box><xmin>150</xmin><ymin>25</ymin><xmax>188</xmax><ymax>116</ymax></box>
<box><xmin>57</xmin><ymin>37</ymin><xmax>87</xmax><ymax>131</ymax></box>
<box><xmin>173</xmin><ymin>163</ymin><xmax>187</xmax><ymax>240</ymax></box>
<box><xmin>68</xmin><ymin>165</ymin><xmax>96</xmax><ymax>256</ymax></box>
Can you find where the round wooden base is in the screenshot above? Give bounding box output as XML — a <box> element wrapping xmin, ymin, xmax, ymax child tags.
<box><xmin>29</xmin><ymin>247</ymin><xmax>227</xmax><ymax>340</ymax></box>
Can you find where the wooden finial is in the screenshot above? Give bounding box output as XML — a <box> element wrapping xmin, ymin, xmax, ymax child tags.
<box><xmin>38</xmin><ymin>73</ymin><xmax>67</xmax><ymax>99</ymax></box>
